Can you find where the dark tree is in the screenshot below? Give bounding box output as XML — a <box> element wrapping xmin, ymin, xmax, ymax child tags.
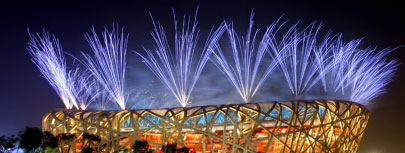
<box><xmin>0</xmin><ymin>135</ymin><xmax>19</xmax><ymax>150</ymax></box>
<box><xmin>81</xmin><ymin>133</ymin><xmax>101</xmax><ymax>152</ymax></box>
<box><xmin>162</xmin><ymin>144</ymin><xmax>177</xmax><ymax>153</ymax></box>
<box><xmin>132</xmin><ymin>140</ymin><xmax>150</xmax><ymax>153</ymax></box>
<box><xmin>19</xmin><ymin>127</ymin><xmax>43</xmax><ymax>152</ymax></box>
<box><xmin>81</xmin><ymin>147</ymin><xmax>94</xmax><ymax>153</ymax></box>
<box><xmin>177</xmin><ymin>147</ymin><xmax>189</xmax><ymax>153</ymax></box>
<box><xmin>42</xmin><ymin>131</ymin><xmax>58</xmax><ymax>149</ymax></box>
<box><xmin>57</xmin><ymin>133</ymin><xmax>76</xmax><ymax>153</ymax></box>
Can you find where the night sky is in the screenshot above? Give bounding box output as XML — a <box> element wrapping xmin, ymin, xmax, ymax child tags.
<box><xmin>0</xmin><ymin>0</ymin><xmax>404</xmax><ymax>152</ymax></box>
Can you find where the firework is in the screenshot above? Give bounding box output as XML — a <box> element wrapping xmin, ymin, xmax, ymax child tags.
<box><xmin>82</xmin><ymin>25</ymin><xmax>128</xmax><ymax>109</ymax></box>
<box><xmin>92</xmin><ymin>89</ymin><xmax>113</xmax><ymax>111</ymax></box>
<box><xmin>29</xmin><ymin>11</ymin><xmax>399</xmax><ymax>109</ymax></box>
<box><xmin>271</xmin><ymin>22</ymin><xmax>398</xmax><ymax>103</ymax></box>
<box><xmin>27</xmin><ymin>31</ymin><xmax>79</xmax><ymax>109</ymax></box>
<box><xmin>211</xmin><ymin>13</ymin><xmax>398</xmax><ymax>104</ymax></box>
<box><xmin>136</xmin><ymin>10</ymin><xmax>226</xmax><ymax>107</ymax></box>
<box><xmin>71</xmin><ymin>70</ymin><xmax>99</xmax><ymax>110</ymax></box>
<box><xmin>210</xmin><ymin>12</ymin><xmax>284</xmax><ymax>102</ymax></box>
<box><xmin>127</xmin><ymin>90</ymin><xmax>159</xmax><ymax>109</ymax></box>
<box><xmin>273</xmin><ymin>22</ymin><xmax>335</xmax><ymax>96</ymax></box>
<box><xmin>329</xmin><ymin>43</ymin><xmax>398</xmax><ymax>104</ymax></box>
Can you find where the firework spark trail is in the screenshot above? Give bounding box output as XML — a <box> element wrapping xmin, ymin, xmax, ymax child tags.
<box><xmin>82</xmin><ymin>25</ymin><xmax>128</xmax><ymax>109</ymax></box>
<box><xmin>330</xmin><ymin>45</ymin><xmax>399</xmax><ymax>104</ymax></box>
<box><xmin>328</xmin><ymin>37</ymin><xmax>362</xmax><ymax>94</ymax></box>
<box><xmin>309</xmin><ymin>30</ymin><xmax>339</xmax><ymax>92</ymax></box>
<box><xmin>274</xmin><ymin>22</ymin><xmax>338</xmax><ymax>96</ymax></box>
<box><xmin>27</xmin><ymin>31</ymin><xmax>79</xmax><ymax>109</ymax></box>
<box><xmin>88</xmin><ymin>82</ymin><xmax>114</xmax><ymax>111</ymax></box>
<box><xmin>128</xmin><ymin>90</ymin><xmax>159</xmax><ymax>109</ymax></box>
<box><xmin>71</xmin><ymin>70</ymin><xmax>99</xmax><ymax>110</ymax></box>
<box><xmin>93</xmin><ymin>89</ymin><xmax>113</xmax><ymax>110</ymax></box>
<box><xmin>210</xmin><ymin>13</ymin><xmax>285</xmax><ymax>103</ymax></box>
<box><xmin>137</xmin><ymin>10</ymin><xmax>226</xmax><ymax>107</ymax></box>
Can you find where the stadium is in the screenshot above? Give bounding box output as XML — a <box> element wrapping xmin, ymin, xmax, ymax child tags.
<box><xmin>43</xmin><ymin>100</ymin><xmax>368</xmax><ymax>152</ymax></box>
<box><xmin>27</xmin><ymin>10</ymin><xmax>397</xmax><ymax>153</ymax></box>
<box><xmin>42</xmin><ymin>100</ymin><xmax>369</xmax><ymax>153</ymax></box>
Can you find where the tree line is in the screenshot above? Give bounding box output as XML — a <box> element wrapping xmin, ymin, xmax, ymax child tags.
<box><xmin>0</xmin><ymin>127</ymin><xmax>191</xmax><ymax>153</ymax></box>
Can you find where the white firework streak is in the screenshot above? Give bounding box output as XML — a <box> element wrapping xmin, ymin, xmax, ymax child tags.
<box><xmin>275</xmin><ymin>22</ymin><xmax>335</xmax><ymax>96</ymax></box>
<box><xmin>27</xmin><ymin>31</ymin><xmax>78</xmax><ymax>109</ymax></box>
<box><xmin>137</xmin><ymin>10</ymin><xmax>226</xmax><ymax>107</ymax></box>
<box><xmin>210</xmin><ymin>13</ymin><xmax>285</xmax><ymax>103</ymax></box>
<box><xmin>309</xmin><ymin>30</ymin><xmax>339</xmax><ymax>92</ymax></box>
<box><xmin>331</xmin><ymin>45</ymin><xmax>398</xmax><ymax>104</ymax></box>
<box><xmin>128</xmin><ymin>90</ymin><xmax>158</xmax><ymax>109</ymax></box>
<box><xmin>70</xmin><ymin>69</ymin><xmax>100</xmax><ymax>110</ymax></box>
<box><xmin>82</xmin><ymin>25</ymin><xmax>128</xmax><ymax>109</ymax></box>
<box><xmin>329</xmin><ymin>36</ymin><xmax>362</xmax><ymax>94</ymax></box>
<box><xmin>93</xmin><ymin>89</ymin><xmax>113</xmax><ymax>111</ymax></box>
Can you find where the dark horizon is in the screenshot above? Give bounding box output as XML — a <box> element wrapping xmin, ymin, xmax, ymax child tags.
<box><xmin>0</xmin><ymin>0</ymin><xmax>404</xmax><ymax>152</ymax></box>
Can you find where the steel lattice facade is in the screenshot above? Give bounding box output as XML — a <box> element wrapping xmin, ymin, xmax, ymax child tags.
<box><xmin>42</xmin><ymin>100</ymin><xmax>369</xmax><ymax>153</ymax></box>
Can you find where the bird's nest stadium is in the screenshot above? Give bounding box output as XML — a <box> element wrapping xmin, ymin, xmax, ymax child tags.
<box><xmin>43</xmin><ymin>100</ymin><xmax>369</xmax><ymax>153</ymax></box>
